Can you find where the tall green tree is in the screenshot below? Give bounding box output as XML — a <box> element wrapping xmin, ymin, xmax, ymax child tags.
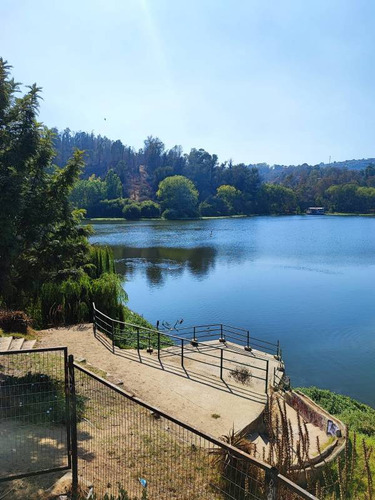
<box><xmin>0</xmin><ymin>59</ymin><xmax>91</xmax><ymax>306</ymax></box>
<box><xmin>216</xmin><ymin>185</ymin><xmax>242</xmax><ymax>215</ymax></box>
<box><xmin>157</xmin><ymin>175</ymin><xmax>199</xmax><ymax>219</ymax></box>
<box><xmin>105</xmin><ymin>168</ymin><xmax>122</xmax><ymax>199</ymax></box>
<box><xmin>258</xmin><ymin>184</ymin><xmax>297</xmax><ymax>214</ymax></box>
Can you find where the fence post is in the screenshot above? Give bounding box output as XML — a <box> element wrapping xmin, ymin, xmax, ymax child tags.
<box><xmin>181</xmin><ymin>339</ymin><xmax>184</xmax><ymax>369</ymax></box>
<box><xmin>157</xmin><ymin>330</ymin><xmax>161</xmax><ymax>361</ymax></box>
<box><xmin>244</xmin><ymin>330</ymin><xmax>252</xmax><ymax>351</ymax></box>
<box><xmin>191</xmin><ymin>326</ymin><xmax>198</xmax><ymax>347</ymax></box>
<box><xmin>137</xmin><ymin>327</ymin><xmax>140</xmax><ymax>352</ymax></box>
<box><xmin>147</xmin><ymin>330</ymin><xmax>153</xmax><ymax>354</ymax></box>
<box><xmin>265</xmin><ymin>359</ymin><xmax>269</xmax><ymax>395</ymax></box>
<box><xmin>93</xmin><ymin>307</ymin><xmax>97</xmax><ymax>338</ymax></box>
<box><xmin>276</xmin><ymin>340</ymin><xmax>280</xmax><ymax>359</ymax></box>
<box><xmin>265</xmin><ymin>467</ymin><xmax>279</xmax><ymax>500</ymax></box>
<box><xmin>68</xmin><ymin>355</ymin><xmax>78</xmax><ymax>499</ymax></box>
<box><xmin>219</xmin><ymin>324</ymin><xmax>225</xmax><ymax>343</ymax></box>
<box><xmin>220</xmin><ymin>348</ymin><xmax>224</xmax><ymax>380</ymax></box>
<box><xmin>112</xmin><ymin>321</ymin><xmax>115</xmax><ymax>354</ymax></box>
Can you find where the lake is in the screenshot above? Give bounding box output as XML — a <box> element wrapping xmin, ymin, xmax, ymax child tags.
<box><xmin>89</xmin><ymin>216</ymin><xmax>375</xmax><ymax>407</ymax></box>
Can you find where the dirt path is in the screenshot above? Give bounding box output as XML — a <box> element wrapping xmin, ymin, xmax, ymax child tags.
<box><xmin>37</xmin><ymin>324</ymin><xmax>268</xmax><ymax>437</ymax></box>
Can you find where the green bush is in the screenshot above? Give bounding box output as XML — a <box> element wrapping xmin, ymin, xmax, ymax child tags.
<box><xmin>140</xmin><ymin>200</ymin><xmax>160</xmax><ymax>218</ymax></box>
<box><xmin>123</xmin><ymin>203</ymin><xmax>141</xmax><ymax>220</ymax></box>
<box><xmin>162</xmin><ymin>208</ymin><xmax>180</xmax><ymax>219</ymax></box>
<box><xmin>297</xmin><ymin>386</ymin><xmax>375</xmax><ymax>436</ymax></box>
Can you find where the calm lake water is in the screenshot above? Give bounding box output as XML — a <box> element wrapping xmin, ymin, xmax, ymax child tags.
<box><xmin>90</xmin><ymin>216</ymin><xmax>375</xmax><ymax>407</ymax></box>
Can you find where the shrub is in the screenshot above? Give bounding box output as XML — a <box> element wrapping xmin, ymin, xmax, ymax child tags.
<box><xmin>140</xmin><ymin>200</ymin><xmax>161</xmax><ymax>218</ymax></box>
<box><xmin>0</xmin><ymin>310</ymin><xmax>31</xmax><ymax>333</ymax></box>
<box><xmin>229</xmin><ymin>366</ymin><xmax>252</xmax><ymax>385</ymax></box>
<box><xmin>123</xmin><ymin>203</ymin><xmax>141</xmax><ymax>220</ymax></box>
<box><xmin>298</xmin><ymin>386</ymin><xmax>375</xmax><ymax>436</ymax></box>
<box><xmin>162</xmin><ymin>208</ymin><xmax>180</xmax><ymax>219</ymax></box>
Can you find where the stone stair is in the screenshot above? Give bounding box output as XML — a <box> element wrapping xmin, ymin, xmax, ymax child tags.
<box><xmin>0</xmin><ymin>336</ymin><xmax>36</xmax><ymax>352</ymax></box>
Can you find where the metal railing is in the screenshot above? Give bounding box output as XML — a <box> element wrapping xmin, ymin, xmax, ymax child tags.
<box><xmin>167</xmin><ymin>323</ymin><xmax>280</xmax><ymax>357</ymax></box>
<box><xmin>93</xmin><ymin>304</ymin><xmax>277</xmax><ymax>396</ymax></box>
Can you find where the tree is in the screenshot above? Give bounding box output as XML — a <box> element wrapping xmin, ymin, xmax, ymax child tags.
<box><xmin>140</xmin><ymin>200</ymin><xmax>161</xmax><ymax>218</ymax></box>
<box><xmin>258</xmin><ymin>184</ymin><xmax>297</xmax><ymax>214</ymax></box>
<box><xmin>157</xmin><ymin>175</ymin><xmax>199</xmax><ymax>219</ymax></box>
<box><xmin>0</xmin><ymin>58</ymin><xmax>91</xmax><ymax>306</ymax></box>
<box><xmin>199</xmin><ymin>196</ymin><xmax>227</xmax><ymax>217</ymax></box>
<box><xmin>216</xmin><ymin>185</ymin><xmax>242</xmax><ymax>215</ymax></box>
<box><xmin>123</xmin><ymin>203</ymin><xmax>141</xmax><ymax>220</ymax></box>
<box><xmin>105</xmin><ymin>169</ymin><xmax>122</xmax><ymax>199</ymax></box>
<box><xmin>70</xmin><ymin>175</ymin><xmax>107</xmax><ymax>216</ymax></box>
<box><xmin>185</xmin><ymin>148</ymin><xmax>218</xmax><ymax>200</ymax></box>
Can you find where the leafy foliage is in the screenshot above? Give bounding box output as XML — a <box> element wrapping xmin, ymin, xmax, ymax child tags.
<box><xmin>298</xmin><ymin>386</ymin><xmax>375</xmax><ymax>436</ymax></box>
<box><xmin>53</xmin><ymin>128</ymin><xmax>375</xmax><ymax>217</ymax></box>
<box><xmin>157</xmin><ymin>175</ymin><xmax>199</xmax><ymax>218</ymax></box>
<box><xmin>0</xmin><ymin>60</ymin><xmax>146</xmax><ymax>330</ymax></box>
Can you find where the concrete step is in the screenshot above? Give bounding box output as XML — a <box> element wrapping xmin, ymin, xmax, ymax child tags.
<box><xmin>22</xmin><ymin>339</ymin><xmax>36</xmax><ymax>350</ymax></box>
<box><xmin>9</xmin><ymin>338</ymin><xmax>24</xmax><ymax>351</ymax></box>
<box><xmin>0</xmin><ymin>336</ymin><xmax>13</xmax><ymax>352</ymax></box>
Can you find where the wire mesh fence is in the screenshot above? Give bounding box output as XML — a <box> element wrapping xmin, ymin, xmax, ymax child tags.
<box><xmin>74</xmin><ymin>363</ymin><xmax>316</xmax><ymax>500</ymax></box>
<box><xmin>0</xmin><ymin>347</ymin><xmax>70</xmax><ymax>482</ymax></box>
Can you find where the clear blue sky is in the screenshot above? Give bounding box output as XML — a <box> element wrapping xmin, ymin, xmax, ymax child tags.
<box><xmin>2</xmin><ymin>0</ymin><xmax>374</xmax><ymax>165</ymax></box>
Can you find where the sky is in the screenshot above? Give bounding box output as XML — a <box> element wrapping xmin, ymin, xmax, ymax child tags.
<box><xmin>1</xmin><ymin>0</ymin><xmax>375</xmax><ymax>165</ymax></box>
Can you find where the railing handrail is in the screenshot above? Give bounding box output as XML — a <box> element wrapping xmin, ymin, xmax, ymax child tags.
<box><xmin>94</xmin><ymin>312</ymin><xmax>271</xmax><ymax>368</ymax></box>
<box><xmin>93</xmin><ymin>303</ymin><xmax>280</xmax><ymax>356</ymax></box>
<box><xmin>163</xmin><ymin>322</ymin><xmax>279</xmax><ymax>348</ymax></box>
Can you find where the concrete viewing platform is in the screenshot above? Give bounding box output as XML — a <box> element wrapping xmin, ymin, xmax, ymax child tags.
<box><xmin>37</xmin><ymin>324</ymin><xmax>283</xmax><ymax>437</ymax></box>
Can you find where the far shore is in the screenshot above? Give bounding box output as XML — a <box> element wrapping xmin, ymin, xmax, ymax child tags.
<box><xmin>83</xmin><ymin>212</ymin><xmax>375</xmax><ymax>223</ymax></box>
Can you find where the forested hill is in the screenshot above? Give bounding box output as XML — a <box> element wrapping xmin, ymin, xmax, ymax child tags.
<box><xmin>52</xmin><ymin>128</ymin><xmax>375</xmax><ymax>218</ymax></box>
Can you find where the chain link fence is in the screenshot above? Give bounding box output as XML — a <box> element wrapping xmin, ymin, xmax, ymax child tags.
<box><xmin>0</xmin><ymin>348</ymin><xmax>70</xmax><ymax>482</ymax></box>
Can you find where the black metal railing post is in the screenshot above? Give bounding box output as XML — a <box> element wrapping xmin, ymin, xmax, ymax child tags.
<box><xmin>147</xmin><ymin>330</ymin><xmax>153</xmax><ymax>354</ymax></box>
<box><xmin>220</xmin><ymin>348</ymin><xmax>224</xmax><ymax>379</ymax></box>
<box><xmin>157</xmin><ymin>330</ymin><xmax>161</xmax><ymax>361</ymax></box>
<box><xmin>93</xmin><ymin>307</ymin><xmax>97</xmax><ymax>338</ymax></box>
<box><xmin>112</xmin><ymin>320</ymin><xmax>115</xmax><ymax>354</ymax></box>
<box><xmin>191</xmin><ymin>326</ymin><xmax>198</xmax><ymax>347</ymax></box>
<box><xmin>137</xmin><ymin>327</ymin><xmax>140</xmax><ymax>352</ymax></box>
<box><xmin>181</xmin><ymin>339</ymin><xmax>184</xmax><ymax>369</ymax></box>
<box><xmin>68</xmin><ymin>355</ymin><xmax>78</xmax><ymax>499</ymax></box>
<box><xmin>219</xmin><ymin>324</ymin><xmax>225</xmax><ymax>343</ymax></box>
<box><xmin>245</xmin><ymin>330</ymin><xmax>252</xmax><ymax>351</ymax></box>
<box><xmin>276</xmin><ymin>340</ymin><xmax>280</xmax><ymax>359</ymax></box>
<box><xmin>265</xmin><ymin>359</ymin><xmax>269</xmax><ymax>395</ymax></box>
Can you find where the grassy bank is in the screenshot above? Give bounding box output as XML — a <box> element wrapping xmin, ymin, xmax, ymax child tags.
<box><xmin>298</xmin><ymin>386</ymin><xmax>375</xmax><ymax>498</ymax></box>
<box><xmin>327</xmin><ymin>212</ymin><xmax>375</xmax><ymax>217</ymax></box>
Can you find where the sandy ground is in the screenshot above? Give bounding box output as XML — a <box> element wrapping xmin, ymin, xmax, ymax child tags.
<box><xmin>0</xmin><ymin>421</ymin><xmax>68</xmax><ymax>500</ymax></box>
<box><xmin>37</xmin><ymin>324</ymin><xmax>275</xmax><ymax>437</ymax></box>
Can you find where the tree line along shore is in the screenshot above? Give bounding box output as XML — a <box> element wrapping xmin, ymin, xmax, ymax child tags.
<box><xmin>52</xmin><ymin>130</ymin><xmax>375</xmax><ymax>219</ymax></box>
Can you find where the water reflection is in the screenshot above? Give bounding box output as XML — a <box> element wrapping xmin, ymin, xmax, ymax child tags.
<box><xmin>113</xmin><ymin>246</ymin><xmax>217</xmax><ymax>287</ymax></box>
